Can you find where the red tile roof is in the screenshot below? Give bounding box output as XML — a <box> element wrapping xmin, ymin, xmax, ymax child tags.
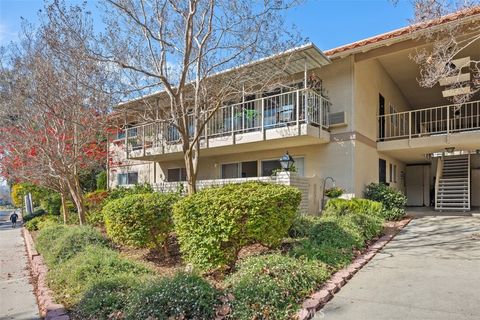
<box><xmin>325</xmin><ymin>6</ymin><xmax>480</xmax><ymax>57</ymax></box>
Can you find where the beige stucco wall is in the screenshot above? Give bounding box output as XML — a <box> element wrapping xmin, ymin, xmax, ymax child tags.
<box><xmin>354</xmin><ymin>58</ymin><xmax>411</xmax><ymax>142</ymax></box>
<box><xmin>314</xmin><ymin>56</ymin><xmax>355</xmax><ymax>133</ymax></box>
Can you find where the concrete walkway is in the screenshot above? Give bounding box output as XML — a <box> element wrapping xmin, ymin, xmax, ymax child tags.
<box><xmin>315</xmin><ymin>216</ymin><xmax>480</xmax><ymax>320</ymax></box>
<box><xmin>0</xmin><ymin>209</ymin><xmax>40</xmax><ymax>320</ymax></box>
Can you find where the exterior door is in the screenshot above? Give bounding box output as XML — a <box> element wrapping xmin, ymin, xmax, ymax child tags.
<box><xmin>379</xmin><ymin>94</ymin><xmax>385</xmax><ymax>141</ymax></box>
<box><xmin>379</xmin><ymin>159</ymin><xmax>387</xmax><ymax>184</ymax></box>
<box><xmin>406</xmin><ymin>165</ymin><xmax>430</xmax><ymax>206</ymax></box>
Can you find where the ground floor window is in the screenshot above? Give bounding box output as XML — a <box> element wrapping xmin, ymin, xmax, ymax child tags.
<box><xmin>117</xmin><ymin>172</ymin><xmax>139</xmax><ymax>185</ymax></box>
<box><xmin>261</xmin><ymin>157</ymin><xmax>304</xmax><ymax>176</ymax></box>
<box><xmin>168</xmin><ymin>168</ymin><xmax>187</xmax><ymax>182</ymax></box>
<box><xmin>221</xmin><ymin>161</ymin><xmax>258</xmax><ymax>179</ymax></box>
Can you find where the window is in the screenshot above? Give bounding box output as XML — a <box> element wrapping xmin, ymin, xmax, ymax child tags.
<box><xmin>117</xmin><ymin>172</ymin><xmax>138</xmax><ymax>185</ymax></box>
<box><xmin>117</xmin><ymin>130</ymin><xmax>126</xmax><ymax>140</ymax></box>
<box><xmin>222</xmin><ymin>163</ymin><xmax>240</xmax><ymax>179</ymax></box>
<box><xmin>261</xmin><ymin>157</ymin><xmax>304</xmax><ymax>176</ymax></box>
<box><xmin>117</xmin><ymin>127</ymin><xmax>137</xmax><ymax>140</ymax></box>
<box><xmin>389</xmin><ymin>163</ymin><xmax>397</xmax><ymax>183</ymax></box>
<box><xmin>167</xmin><ymin>168</ymin><xmax>187</xmax><ymax>182</ymax></box>
<box><xmin>261</xmin><ymin>160</ymin><xmax>282</xmax><ymax>176</ymax></box>
<box><xmin>221</xmin><ymin>161</ymin><xmax>258</xmax><ymax>179</ymax></box>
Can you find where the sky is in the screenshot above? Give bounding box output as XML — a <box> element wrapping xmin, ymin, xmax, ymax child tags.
<box><xmin>0</xmin><ymin>0</ymin><xmax>414</xmax><ymax>50</ymax></box>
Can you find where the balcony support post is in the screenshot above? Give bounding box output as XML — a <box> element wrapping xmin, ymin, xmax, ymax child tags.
<box><xmin>231</xmin><ymin>104</ymin><xmax>235</xmax><ymax>144</ymax></box>
<box><xmin>205</xmin><ymin>112</ymin><xmax>209</xmax><ymax>148</ymax></box>
<box><xmin>408</xmin><ymin>111</ymin><xmax>412</xmax><ymax>146</ymax></box>
<box><xmin>296</xmin><ymin>90</ymin><xmax>300</xmax><ymax>135</ymax></box>
<box><xmin>142</xmin><ymin>125</ymin><xmax>146</xmax><ymax>157</ymax></box>
<box><xmin>261</xmin><ymin>97</ymin><xmax>265</xmax><ymax>139</ymax></box>
<box><xmin>125</xmin><ymin>119</ymin><xmax>129</xmax><ymax>159</ymax></box>
<box><xmin>446</xmin><ymin>106</ymin><xmax>450</xmax><ymax>143</ymax></box>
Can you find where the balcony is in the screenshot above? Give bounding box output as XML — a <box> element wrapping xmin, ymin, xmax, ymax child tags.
<box><xmin>125</xmin><ymin>88</ymin><xmax>331</xmax><ymax>160</ymax></box>
<box><xmin>377</xmin><ymin>100</ymin><xmax>480</xmax><ymax>156</ymax></box>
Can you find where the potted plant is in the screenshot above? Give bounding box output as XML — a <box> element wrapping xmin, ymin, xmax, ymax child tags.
<box><xmin>325</xmin><ymin>186</ymin><xmax>344</xmax><ymax>198</ymax></box>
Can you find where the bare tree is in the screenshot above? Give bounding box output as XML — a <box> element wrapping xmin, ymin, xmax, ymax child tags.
<box><xmin>397</xmin><ymin>0</ymin><xmax>480</xmax><ymax>103</ymax></box>
<box><xmin>0</xmin><ymin>1</ymin><xmax>114</xmax><ymax>224</ymax></box>
<box><xmin>84</xmin><ymin>0</ymin><xmax>303</xmax><ymax>194</ymax></box>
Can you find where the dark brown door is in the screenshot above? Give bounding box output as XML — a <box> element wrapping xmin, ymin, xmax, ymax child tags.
<box><xmin>379</xmin><ymin>94</ymin><xmax>385</xmax><ymax>141</ymax></box>
<box><xmin>379</xmin><ymin>158</ymin><xmax>387</xmax><ymax>184</ymax></box>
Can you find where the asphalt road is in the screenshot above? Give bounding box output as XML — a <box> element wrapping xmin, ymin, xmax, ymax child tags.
<box><xmin>0</xmin><ymin>209</ymin><xmax>40</xmax><ymax>320</ymax></box>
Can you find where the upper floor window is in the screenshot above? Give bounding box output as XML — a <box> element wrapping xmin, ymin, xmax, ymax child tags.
<box><xmin>118</xmin><ymin>172</ymin><xmax>138</xmax><ymax>185</ymax></box>
<box><xmin>117</xmin><ymin>127</ymin><xmax>138</xmax><ymax>140</ymax></box>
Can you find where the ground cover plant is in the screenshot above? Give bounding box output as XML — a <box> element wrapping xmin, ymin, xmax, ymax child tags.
<box><xmin>225</xmin><ymin>254</ymin><xmax>330</xmax><ymax>319</ymax></box>
<box><xmin>35</xmin><ymin>225</ymin><xmax>108</xmax><ymax>266</ymax></box>
<box><xmin>290</xmin><ymin>198</ymin><xmax>385</xmax><ymax>269</ymax></box>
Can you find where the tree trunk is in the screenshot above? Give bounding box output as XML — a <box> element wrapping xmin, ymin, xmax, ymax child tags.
<box><xmin>60</xmin><ymin>193</ymin><xmax>68</xmax><ymax>224</ymax></box>
<box><xmin>66</xmin><ymin>177</ymin><xmax>86</xmax><ymax>225</ymax></box>
<box><xmin>184</xmin><ymin>150</ymin><xmax>197</xmax><ymax>194</ymax></box>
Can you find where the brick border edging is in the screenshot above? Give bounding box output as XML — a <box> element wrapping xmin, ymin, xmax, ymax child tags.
<box><xmin>297</xmin><ymin>217</ymin><xmax>413</xmax><ymax>320</ymax></box>
<box><xmin>22</xmin><ymin>228</ymin><xmax>70</xmax><ymax>320</ymax></box>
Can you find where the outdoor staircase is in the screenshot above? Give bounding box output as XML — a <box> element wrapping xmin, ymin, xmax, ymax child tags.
<box><xmin>435</xmin><ymin>154</ymin><xmax>471</xmax><ymax>211</ymax></box>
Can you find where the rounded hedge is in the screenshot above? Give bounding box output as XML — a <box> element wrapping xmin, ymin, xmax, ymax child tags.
<box><xmin>103</xmin><ymin>192</ymin><xmax>180</xmax><ymax>250</ymax></box>
<box><xmin>36</xmin><ymin>225</ymin><xmax>108</xmax><ymax>266</ymax></box>
<box><xmin>124</xmin><ymin>272</ymin><xmax>219</xmax><ymax>320</ymax></box>
<box><xmin>225</xmin><ymin>254</ymin><xmax>329</xmax><ymax>319</ymax></box>
<box><xmin>173</xmin><ymin>182</ymin><xmax>302</xmax><ymax>271</ymax></box>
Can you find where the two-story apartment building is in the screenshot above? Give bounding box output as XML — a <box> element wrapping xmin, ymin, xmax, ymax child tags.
<box><xmin>108</xmin><ymin>8</ymin><xmax>480</xmax><ymax>214</ymax></box>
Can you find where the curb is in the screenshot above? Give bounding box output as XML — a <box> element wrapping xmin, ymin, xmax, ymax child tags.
<box><xmin>22</xmin><ymin>228</ymin><xmax>70</xmax><ymax>320</ymax></box>
<box><xmin>297</xmin><ymin>217</ymin><xmax>412</xmax><ymax>320</ymax></box>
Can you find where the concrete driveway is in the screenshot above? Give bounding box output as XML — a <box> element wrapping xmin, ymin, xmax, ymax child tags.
<box><xmin>315</xmin><ymin>216</ymin><xmax>480</xmax><ymax>320</ymax></box>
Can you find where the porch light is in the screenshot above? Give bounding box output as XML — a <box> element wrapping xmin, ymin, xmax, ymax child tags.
<box><xmin>279</xmin><ymin>151</ymin><xmax>295</xmax><ymax>171</ymax></box>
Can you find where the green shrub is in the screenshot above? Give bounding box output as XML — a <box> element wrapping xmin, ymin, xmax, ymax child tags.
<box><xmin>364</xmin><ymin>183</ymin><xmax>407</xmax><ymax>220</ymax></box>
<box><xmin>226</xmin><ymin>254</ymin><xmax>329</xmax><ymax>319</ymax></box>
<box><xmin>72</xmin><ymin>275</ymin><xmax>142</xmax><ymax>320</ymax></box>
<box><xmin>125</xmin><ymin>272</ymin><xmax>219</xmax><ymax>320</ymax></box>
<box><xmin>291</xmin><ymin>198</ymin><xmax>384</xmax><ymax>269</ymax></box>
<box><xmin>173</xmin><ymin>182</ymin><xmax>301</xmax><ymax>271</ymax></box>
<box><xmin>36</xmin><ymin>225</ymin><xmax>108</xmax><ymax>266</ymax></box>
<box><xmin>24</xmin><ymin>215</ymin><xmax>59</xmax><ymax>231</ymax></box>
<box><xmin>40</xmin><ymin>193</ymin><xmax>62</xmax><ymax>216</ymax></box>
<box><xmin>23</xmin><ymin>208</ymin><xmax>46</xmax><ymax>222</ymax></box>
<box><xmin>49</xmin><ymin>245</ymin><xmax>152</xmax><ymax>307</ymax></box>
<box><xmin>288</xmin><ymin>215</ymin><xmax>321</xmax><ymax>239</ymax></box>
<box><xmin>107</xmin><ymin>183</ymin><xmax>153</xmax><ymax>201</ymax></box>
<box><xmin>103</xmin><ymin>192</ymin><xmax>179</xmax><ymax>250</ymax></box>
<box><xmin>96</xmin><ymin>171</ymin><xmax>107</xmax><ymax>191</ymax></box>
<box><xmin>85</xmin><ymin>190</ymin><xmax>109</xmax><ymax>226</ymax></box>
